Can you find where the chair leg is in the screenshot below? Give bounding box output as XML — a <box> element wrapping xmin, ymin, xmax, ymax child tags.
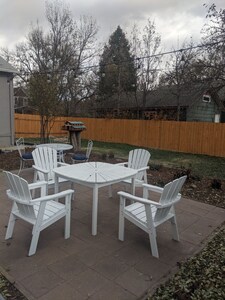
<box><xmin>118</xmin><ymin>210</ymin><xmax>125</xmax><ymax>241</ymax></box>
<box><xmin>32</xmin><ymin>171</ymin><xmax>38</xmax><ymax>198</ymax></box>
<box><xmin>5</xmin><ymin>213</ymin><xmax>16</xmax><ymax>239</ymax></box>
<box><xmin>18</xmin><ymin>159</ymin><xmax>23</xmax><ymax>175</ymax></box>
<box><xmin>171</xmin><ymin>215</ymin><xmax>180</xmax><ymax>241</ymax></box>
<box><xmin>65</xmin><ymin>201</ymin><xmax>71</xmax><ymax>239</ymax></box>
<box><xmin>71</xmin><ymin>182</ymin><xmax>75</xmax><ymax>200</ymax></box>
<box><xmin>108</xmin><ymin>185</ymin><xmax>112</xmax><ymax>198</ymax></box>
<box><xmin>28</xmin><ymin>229</ymin><xmax>41</xmax><ymax>256</ymax></box>
<box><xmin>148</xmin><ymin>228</ymin><xmax>159</xmax><ymax>258</ymax></box>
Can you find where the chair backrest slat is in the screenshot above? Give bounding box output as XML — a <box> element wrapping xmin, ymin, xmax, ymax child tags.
<box><xmin>32</xmin><ymin>147</ymin><xmax>58</xmax><ymax>180</ymax></box>
<box><xmin>16</xmin><ymin>137</ymin><xmax>25</xmax><ymax>157</ymax></box>
<box><xmin>4</xmin><ymin>171</ymin><xmax>36</xmax><ymax>219</ymax></box>
<box><xmin>16</xmin><ymin>203</ymin><xmax>36</xmax><ymax>218</ymax></box>
<box><xmin>86</xmin><ymin>140</ymin><xmax>93</xmax><ymax>160</ymax></box>
<box><xmin>154</xmin><ymin>176</ymin><xmax>187</xmax><ymax>223</ymax></box>
<box><xmin>128</xmin><ymin>149</ymin><xmax>150</xmax><ymax>180</ymax></box>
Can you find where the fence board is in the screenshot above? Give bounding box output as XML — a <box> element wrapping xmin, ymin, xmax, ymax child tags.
<box><xmin>14</xmin><ymin>113</ymin><xmax>225</xmax><ymax>158</ymax></box>
<box><xmin>159</xmin><ymin>121</ymin><xmax>180</xmax><ymax>152</ymax></box>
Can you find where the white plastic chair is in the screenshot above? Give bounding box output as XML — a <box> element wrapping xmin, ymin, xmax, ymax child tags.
<box><xmin>118</xmin><ymin>175</ymin><xmax>187</xmax><ymax>258</ymax></box>
<box><xmin>32</xmin><ymin>147</ymin><xmax>72</xmax><ymax>191</ymax></box>
<box><xmin>71</xmin><ymin>140</ymin><xmax>93</xmax><ymax>164</ymax></box>
<box><xmin>4</xmin><ymin>171</ymin><xmax>74</xmax><ymax>256</ymax></box>
<box><xmin>16</xmin><ymin>137</ymin><xmax>33</xmax><ymax>175</ymax></box>
<box><xmin>116</xmin><ymin>148</ymin><xmax>150</xmax><ymax>194</ymax></box>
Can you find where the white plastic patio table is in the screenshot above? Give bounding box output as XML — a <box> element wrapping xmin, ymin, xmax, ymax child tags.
<box><xmin>53</xmin><ymin>162</ymin><xmax>138</xmax><ymax>235</ymax></box>
<box><xmin>36</xmin><ymin>143</ymin><xmax>73</xmax><ymax>162</ymax></box>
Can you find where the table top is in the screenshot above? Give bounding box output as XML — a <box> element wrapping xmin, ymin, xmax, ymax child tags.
<box><xmin>36</xmin><ymin>143</ymin><xmax>73</xmax><ymax>151</ymax></box>
<box><xmin>53</xmin><ymin>162</ymin><xmax>137</xmax><ymax>184</ymax></box>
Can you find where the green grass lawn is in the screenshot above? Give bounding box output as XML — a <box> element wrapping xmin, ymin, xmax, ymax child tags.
<box><xmin>92</xmin><ymin>140</ymin><xmax>225</xmax><ymax>179</ymax></box>
<box><xmin>25</xmin><ymin>138</ymin><xmax>225</xmax><ymax>179</ymax></box>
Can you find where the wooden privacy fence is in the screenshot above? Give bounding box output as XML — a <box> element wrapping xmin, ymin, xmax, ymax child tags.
<box><xmin>15</xmin><ymin>113</ymin><xmax>225</xmax><ymax>158</ymax></box>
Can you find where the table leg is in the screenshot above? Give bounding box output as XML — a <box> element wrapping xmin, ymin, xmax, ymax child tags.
<box><xmin>131</xmin><ymin>177</ymin><xmax>135</xmax><ymax>195</ymax></box>
<box><xmin>92</xmin><ymin>185</ymin><xmax>98</xmax><ymax>236</ymax></box>
<box><xmin>54</xmin><ymin>174</ymin><xmax>59</xmax><ymax>193</ymax></box>
<box><xmin>60</xmin><ymin>151</ymin><xmax>65</xmax><ymax>163</ymax></box>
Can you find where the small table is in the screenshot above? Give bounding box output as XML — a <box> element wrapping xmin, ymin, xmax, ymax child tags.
<box><xmin>53</xmin><ymin>162</ymin><xmax>138</xmax><ymax>235</ymax></box>
<box><xmin>36</xmin><ymin>143</ymin><xmax>73</xmax><ymax>162</ymax></box>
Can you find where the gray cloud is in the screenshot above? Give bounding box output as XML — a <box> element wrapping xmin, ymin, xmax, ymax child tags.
<box><xmin>0</xmin><ymin>0</ymin><xmax>223</xmax><ymax>50</ymax></box>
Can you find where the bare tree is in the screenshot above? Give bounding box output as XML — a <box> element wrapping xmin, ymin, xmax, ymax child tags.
<box><xmin>29</xmin><ymin>72</ymin><xmax>59</xmax><ymax>141</ymax></box>
<box><xmin>199</xmin><ymin>3</ymin><xmax>225</xmax><ymax>90</ymax></box>
<box><xmin>130</xmin><ymin>19</ymin><xmax>161</xmax><ymax>119</ymax></box>
<box><xmin>7</xmin><ymin>0</ymin><xmax>98</xmax><ymax>140</ymax></box>
<box><xmin>160</xmin><ymin>40</ymin><xmax>197</xmax><ymax>121</ymax></box>
<box><xmin>61</xmin><ymin>15</ymin><xmax>99</xmax><ymax>116</ymax></box>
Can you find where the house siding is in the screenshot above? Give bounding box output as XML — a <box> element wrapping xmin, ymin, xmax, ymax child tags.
<box><xmin>186</xmin><ymin>100</ymin><xmax>218</xmax><ymax>122</ymax></box>
<box><xmin>0</xmin><ymin>73</ymin><xmax>14</xmax><ymax>147</ymax></box>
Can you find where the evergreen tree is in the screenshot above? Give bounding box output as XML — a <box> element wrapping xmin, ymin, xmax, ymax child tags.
<box><xmin>98</xmin><ymin>26</ymin><xmax>137</xmax><ymax>109</ymax></box>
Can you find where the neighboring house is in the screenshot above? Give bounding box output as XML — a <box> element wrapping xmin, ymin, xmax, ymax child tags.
<box><xmin>14</xmin><ymin>86</ymin><xmax>33</xmax><ymax>114</ymax></box>
<box><xmin>96</xmin><ymin>84</ymin><xmax>225</xmax><ymax>122</ymax></box>
<box><xmin>143</xmin><ymin>84</ymin><xmax>225</xmax><ymax>122</ymax></box>
<box><xmin>0</xmin><ymin>56</ymin><xmax>19</xmax><ymax>147</ymax></box>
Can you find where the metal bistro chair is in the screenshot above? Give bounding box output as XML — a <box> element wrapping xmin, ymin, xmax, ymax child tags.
<box><xmin>4</xmin><ymin>171</ymin><xmax>74</xmax><ymax>256</ymax></box>
<box><xmin>118</xmin><ymin>175</ymin><xmax>187</xmax><ymax>258</ymax></box>
<box><xmin>16</xmin><ymin>137</ymin><xmax>33</xmax><ymax>175</ymax></box>
<box><xmin>71</xmin><ymin>140</ymin><xmax>93</xmax><ymax>164</ymax></box>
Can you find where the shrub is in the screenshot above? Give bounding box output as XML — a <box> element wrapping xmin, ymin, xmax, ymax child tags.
<box><xmin>108</xmin><ymin>151</ymin><xmax>114</xmax><ymax>159</ymax></box>
<box><xmin>173</xmin><ymin>166</ymin><xmax>191</xmax><ymax>181</ymax></box>
<box><xmin>149</xmin><ymin>163</ymin><xmax>162</xmax><ymax>171</ymax></box>
<box><xmin>146</xmin><ymin>225</ymin><xmax>225</xmax><ymax>300</ymax></box>
<box><xmin>211</xmin><ymin>179</ymin><xmax>222</xmax><ymax>190</ymax></box>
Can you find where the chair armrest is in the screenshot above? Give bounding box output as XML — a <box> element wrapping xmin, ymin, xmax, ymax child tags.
<box><xmin>57</xmin><ymin>162</ymin><xmax>69</xmax><ymax>167</ymax></box>
<box><xmin>31</xmin><ymin>189</ymin><xmax>74</xmax><ymax>203</ymax></box>
<box><xmin>28</xmin><ymin>181</ymin><xmax>48</xmax><ymax>190</ymax></box>
<box><xmin>32</xmin><ymin>165</ymin><xmax>49</xmax><ymax>174</ymax></box>
<box><xmin>116</xmin><ymin>162</ymin><xmax>128</xmax><ymax>166</ymax></box>
<box><xmin>118</xmin><ymin>191</ymin><xmax>161</xmax><ymax>206</ymax></box>
<box><xmin>136</xmin><ymin>166</ymin><xmax>149</xmax><ymax>172</ymax></box>
<box><xmin>142</xmin><ymin>183</ymin><xmax>164</xmax><ymax>193</ymax></box>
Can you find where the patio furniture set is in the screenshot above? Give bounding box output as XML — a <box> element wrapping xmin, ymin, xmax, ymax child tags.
<box><xmin>3</xmin><ymin>139</ymin><xmax>187</xmax><ymax>259</ymax></box>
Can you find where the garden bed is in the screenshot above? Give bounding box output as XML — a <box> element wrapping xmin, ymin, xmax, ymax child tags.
<box><xmin>1</xmin><ymin>149</ymin><xmax>224</xmax><ymax>208</ymax></box>
<box><xmin>146</xmin><ymin>224</ymin><xmax>225</xmax><ymax>300</ymax></box>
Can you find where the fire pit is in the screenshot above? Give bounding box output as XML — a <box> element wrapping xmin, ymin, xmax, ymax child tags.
<box><xmin>61</xmin><ymin>121</ymin><xmax>86</xmax><ymax>151</ymax></box>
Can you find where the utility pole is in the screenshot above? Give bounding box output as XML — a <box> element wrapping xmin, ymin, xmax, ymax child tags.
<box><xmin>117</xmin><ymin>62</ymin><xmax>121</xmax><ymax>114</ymax></box>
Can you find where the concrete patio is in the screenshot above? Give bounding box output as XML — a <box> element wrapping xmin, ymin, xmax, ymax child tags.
<box><xmin>0</xmin><ymin>168</ymin><xmax>224</xmax><ymax>300</ymax></box>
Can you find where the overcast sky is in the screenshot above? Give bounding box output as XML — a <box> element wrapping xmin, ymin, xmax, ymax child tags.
<box><xmin>0</xmin><ymin>0</ymin><xmax>224</xmax><ymax>52</ymax></box>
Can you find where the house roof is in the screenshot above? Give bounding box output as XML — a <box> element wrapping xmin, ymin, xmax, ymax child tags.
<box><xmin>111</xmin><ymin>84</ymin><xmax>219</xmax><ymax>110</ymax></box>
<box><xmin>97</xmin><ymin>83</ymin><xmax>225</xmax><ymax>111</ymax></box>
<box><xmin>0</xmin><ymin>56</ymin><xmax>19</xmax><ymax>74</ymax></box>
<box><xmin>144</xmin><ymin>84</ymin><xmax>210</xmax><ymax>108</ymax></box>
<box><xmin>14</xmin><ymin>86</ymin><xmax>28</xmax><ymax>97</ymax></box>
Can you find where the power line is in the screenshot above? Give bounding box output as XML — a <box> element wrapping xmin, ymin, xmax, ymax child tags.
<box><xmin>79</xmin><ymin>40</ymin><xmax>224</xmax><ymax>70</ymax></box>
<box><xmin>20</xmin><ymin>39</ymin><xmax>224</xmax><ymax>76</ymax></box>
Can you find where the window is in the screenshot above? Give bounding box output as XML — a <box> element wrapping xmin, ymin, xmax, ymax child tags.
<box><xmin>202</xmin><ymin>94</ymin><xmax>211</xmax><ymax>103</ymax></box>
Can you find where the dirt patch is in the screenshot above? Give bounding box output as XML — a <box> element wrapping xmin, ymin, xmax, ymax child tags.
<box><xmin>148</xmin><ymin>165</ymin><xmax>225</xmax><ymax>208</ymax></box>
